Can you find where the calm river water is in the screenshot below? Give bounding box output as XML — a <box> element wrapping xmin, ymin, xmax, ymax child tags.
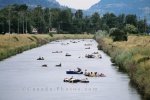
<box><xmin>0</xmin><ymin>39</ymin><xmax>142</xmax><ymax>100</ymax></box>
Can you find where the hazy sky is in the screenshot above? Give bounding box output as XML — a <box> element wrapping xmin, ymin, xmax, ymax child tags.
<box><xmin>56</xmin><ymin>0</ymin><xmax>101</xmax><ymax>10</ymax></box>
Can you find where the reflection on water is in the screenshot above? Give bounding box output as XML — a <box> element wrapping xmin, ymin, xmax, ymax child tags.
<box><xmin>0</xmin><ymin>39</ymin><xmax>142</xmax><ymax>100</ymax></box>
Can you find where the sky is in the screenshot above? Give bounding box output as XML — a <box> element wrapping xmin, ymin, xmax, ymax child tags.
<box><xmin>56</xmin><ymin>0</ymin><xmax>101</xmax><ymax>10</ymax></box>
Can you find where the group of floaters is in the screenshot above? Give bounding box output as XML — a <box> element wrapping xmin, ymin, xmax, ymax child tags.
<box><xmin>64</xmin><ymin>68</ymin><xmax>106</xmax><ymax>83</ymax></box>
<box><xmin>37</xmin><ymin>56</ymin><xmax>61</xmax><ymax>67</ymax></box>
<box><xmin>36</xmin><ymin>40</ymin><xmax>105</xmax><ymax>83</ymax></box>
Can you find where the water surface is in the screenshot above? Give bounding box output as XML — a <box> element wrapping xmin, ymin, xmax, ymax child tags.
<box><xmin>0</xmin><ymin>39</ymin><xmax>142</xmax><ymax>100</ymax></box>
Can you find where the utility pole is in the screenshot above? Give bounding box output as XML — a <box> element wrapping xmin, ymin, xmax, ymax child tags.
<box><xmin>17</xmin><ymin>12</ymin><xmax>20</xmax><ymax>34</ymax></box>
<box><xmin>144</xmin><ymin>16</ymin><xmax>147</xmax><ymax>33</ymax></box>
<box><xmin>8</xmin><ymin>7</ymin><xmax>11</xmax><ymax>34</ymax></box>
<box><xmin>137</xmin><ymin>17</ymin><xmax>140</xmax><ymax>31</ymax></box>
<box><xmin>25</xmin><ymin>12</ymin><xmax>27</xmax><ymax>34</ymax></box>
<box><xmin>18</xmin><ymin>18</ymin><xmax>19</xmax><ymax>34</ymax></box>
<box><xmin>49</xmin><ymin>9</ymin><xmax>51</xmax><ymax>30</ymax></box>
<box><xmin>23</xmin><ymin>12</ymin><xmax>24</xmax><ymax>34</ymax></box>
<box><xmin>2</xmin><ymin>23</ymin><xmax>4</xmax><ymax>34</ymax></box>
<box><xmin>26</xmin><ymin>18</ymin><xmax>27</xmax><ymax>34</ymax></box>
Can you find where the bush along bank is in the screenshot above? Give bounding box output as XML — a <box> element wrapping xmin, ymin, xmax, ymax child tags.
<box><xmin>0</xmin><ymin>34</ymin><xmax>94</xmax><ymax>61</ymax></box>
<box><xmin>95</xmin><ymin>33</ymin><xmax>150</xmax><ymax>100</ymax></box>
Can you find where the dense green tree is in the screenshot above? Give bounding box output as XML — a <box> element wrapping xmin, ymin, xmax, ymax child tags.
<box><xmin>0</xmin><ymin>4</ymin><xmax>149</xmax><ymax>35</ymax></box>
<box><xmin>90</xmin><ymin>12</ymin><xmax>101</xmax><ymax>32</ymax></box>
<box><xmin>102</xmin><ymin>13</ymin><xmax>117</xmax><ymax>28</ymax></box>
<box><xmin>125</xmin><ymin>14</ymin><xmax>137</xmax><ymax>27</ymax></box>
<box><xmin>32</xmin><ymin>5</ymin><xmax>46</xmax><ymax>33</ymax></box>
<box><xmin>43</xmin><ymin>8</ymin><xmax>51</xmax><ymax>32</ymax></box>
<box><xmin>82</xmin><ymin>16</ymin><xmax>91</xmax><ymax>33</ymax></box>
<box><xmin>116</xmin><ymin>14</ymin><xmax>125</xmax><ymax>29</ymax></box>
<box><xmin>147</xmin><ymin>25</ymin><xmax>150</xmax><ymax>34</ymax></box>
<box><xmin>0</xmin><ymin>8</ymin><xmax>7</xmax><ymax>34</ymax></box>
<box><xmin>71</xmin><ymin>10</ymin><xmax>84</xmax><ymax>33</ymax></box>
<box><xmin>75</xmin><ymin>10</ymin><xmax>83</xmax><ymax>19</ymax></box>
<box><xmin>50</xmin><ymin>8</ymin><xmax>61</xmax><ymax>30</ymax></box>
<box><xmin>59</xmin><ymin>9</ymin><xmax>72</xmax><ymax>32</ymax></box>
<box><xmin>137</xmin><ymin>18</ymin><xmax>147</xmax><ymax>33</ymax></box>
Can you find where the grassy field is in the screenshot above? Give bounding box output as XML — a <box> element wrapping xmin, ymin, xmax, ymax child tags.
<box><xmin>95</xmin><ymin>33</ymin><xmax>150</xmax><ymax>99</ymax></box>
<box><xmin>0</xmin><ymin>34</ymin><xmax>94</xmax><ymax>61</ymax></box>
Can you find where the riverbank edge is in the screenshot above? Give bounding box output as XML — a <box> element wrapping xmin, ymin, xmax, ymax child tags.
<box><xmin>95</xmin><ymin>36</ymin><xmax>150</xmax><ymax>100</ymax></box>
<box><xmin>0</xmin><ymin>34</ymin><xmax>94</xmax><ymax>61</ymax></box>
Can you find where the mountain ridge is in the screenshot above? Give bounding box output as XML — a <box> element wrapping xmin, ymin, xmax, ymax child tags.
<box><xmin>0</xmin><ymin>0</ymin><xmax>61</xmax><ymax>8</ymax></box>
<box><xmin>87</xmin><ymin>0</ymin><xmax>150</xmax><ymax>23</ymax></box>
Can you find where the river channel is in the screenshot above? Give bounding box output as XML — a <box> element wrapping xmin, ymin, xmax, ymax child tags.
<box><xmin>0</xmin><ymin>39</ymin><xmax>142</xmax><ymax>100</ymax></box>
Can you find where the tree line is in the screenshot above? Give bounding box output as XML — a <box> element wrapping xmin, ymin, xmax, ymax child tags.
<box><xmin>0</xmin><ymin>4</ymin><xmax>149</xmax><ymax>34</ymax></box>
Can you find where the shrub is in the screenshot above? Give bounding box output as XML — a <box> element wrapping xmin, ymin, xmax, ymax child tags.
<box><xmin>109</xmin><ymin>28</ymin><xmax>127</xmax><ymax>41</ymax></box>
<box><xmin>124</xmin><ymin>24</ymin><xmax>138</xmax><ymax>34</ymax></box>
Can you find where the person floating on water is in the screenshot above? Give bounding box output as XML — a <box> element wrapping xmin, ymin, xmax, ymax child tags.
<box><xmin>84</xmin><ymin>69</ymin><xmax>87</xmax><ymax>75</ymax></box>
<box><xmin>77</xmin><ymin>67</ymin><xmax>81</xmax><ymax>72</ymax></box>
<box><xmin>69</xmin><ymin>76</ymin><xmax>73</xmax><ymax>81</ymax></box>
<box><xmin>59</xmin><ymin>63</ymin><xmax>61</xmax><ymax>66</ymax></box>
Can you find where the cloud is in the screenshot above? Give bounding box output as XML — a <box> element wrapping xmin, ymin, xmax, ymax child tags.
<box><xmin>56</xmin><ymin>0</ymin><xmax>100</xmax><ymax>10</ymax></box>
<box><xmin>141</xmin><ymin>7</ymin><xmax>150</xmax><ymax>15</ymax></box>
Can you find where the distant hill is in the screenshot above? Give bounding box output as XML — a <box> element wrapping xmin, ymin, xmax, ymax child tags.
<box><xmin>0</xmin><ymin>0</ymin><xmax>61</xmax><ymax>8</ymax></box>
<box><xmin>87</xmin><ymin>0</ymin><xmax>150</xmax><ymax>23</ymax></box>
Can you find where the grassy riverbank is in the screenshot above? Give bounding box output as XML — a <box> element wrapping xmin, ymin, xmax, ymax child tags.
<box><xmin>0</xmin><ymin>34</ymin><xmax>93</xmax><ymax>61</ymax></box>
<box><xmin>95</xmin><ymin>33</ymin><xmax>150</xmax><ymax>99</ymax></box>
